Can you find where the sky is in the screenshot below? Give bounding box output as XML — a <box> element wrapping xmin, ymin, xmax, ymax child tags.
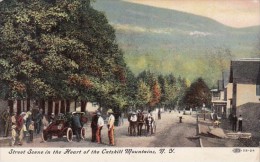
<box><xmin>0</xmin><ymin>0</ymin><xmax>259</xmax><ymax>28</ymax></box>
<box><xmin>125</xmin><ymin>0</ymin><xmax>260</xmax><ymax>28</ymax></box>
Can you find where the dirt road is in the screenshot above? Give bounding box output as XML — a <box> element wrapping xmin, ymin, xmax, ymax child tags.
<box><xmin>0</xmin><ymin>111</ymin><xmax>200</xmax><ymax>147</ymax></box>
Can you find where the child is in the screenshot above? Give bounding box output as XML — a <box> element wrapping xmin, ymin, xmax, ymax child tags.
<box><xmin>28</xmin><ymin>121</ymin><xmax>34</xmax><ymax>142</ymax></box>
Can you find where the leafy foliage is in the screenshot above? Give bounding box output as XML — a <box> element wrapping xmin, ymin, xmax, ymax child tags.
<box><xmin>182</xmin><ymin>77</ymin><xmax>211</xmax><ymax>108</ymax></box>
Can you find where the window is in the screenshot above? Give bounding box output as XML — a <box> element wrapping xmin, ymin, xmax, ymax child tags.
<box><xmin>256</xmin><ymin>84</ymin><xmax>260</xmax><ymax>96</ymax></box>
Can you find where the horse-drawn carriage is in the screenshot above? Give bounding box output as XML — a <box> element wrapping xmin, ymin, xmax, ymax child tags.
<box><xmin>42</xmin><ymin>112</ymin><xmax>88</xmax><ymax>142</ymax></box>
<box><xmin>128</xmin><ymin>111</ymin><xmax>156</xmax><ymax>136</ymax></box>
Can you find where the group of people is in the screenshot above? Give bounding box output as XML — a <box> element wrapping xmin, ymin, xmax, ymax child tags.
<box><xmin>229</xmin><ymin>114</ymin><xmax>243</xmax><ymax>132</ymax></box>
<box><xmin>128</xmin><ymin>110</ymin><xmax>155</xmax><ymax>136</ymax></box>
<box><xmin>91</xmin><ymin>109</ymin><xmax>115</xmax><ymax>146</ymax></box>
<box><xmin>1</xmin><ymin>107</ymin><xmax>45</xmax><ymax>145</ymax></box>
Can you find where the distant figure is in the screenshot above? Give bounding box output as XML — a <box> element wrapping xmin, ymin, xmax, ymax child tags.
<box><xmin>190</xmin><ymin>108</ymin><xmax>192</xmax><ymax>115</ymax></box>
<box><xmin>238</xmin><ymin>115</ymin><xmax>243</xmax><ymax>132</ymax></box>
<box><xmin>158</xmin><ymin>109</ymin><xmax>161</xmax><ymax>120</ymax></box>
<box><xmin>232</xmin><ymin>114</ymin><xmax>238</xmax><ymax>132</ymax></box>
<box><xmin>178</xmin><ymin>111</ymin><xmax>183</xmax><ymax>123</ymax></box>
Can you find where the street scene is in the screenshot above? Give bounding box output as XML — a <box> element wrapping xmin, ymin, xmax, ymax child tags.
<box><xmin>0</xmin><ymin>0</ymin><xmax>260</xmax><ymax>149</ymax></box>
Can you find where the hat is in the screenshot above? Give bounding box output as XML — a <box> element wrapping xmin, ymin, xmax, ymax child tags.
<box><xmin>97</xmin><ymin>112</ymin><xmax>101</xmax><ymax>116</ymax></box>
<box><xmin>132</xmin><ymin>112</ymin><xmax>136</xmax><ymax>115</ymax></box>
<box><xmin>107</xmin><ymin>109</ymin><xmax>113</xmax><ymax>114</ymax></box>
<box><xmin>20</xmin><ymin>112</ymin><xmax>26</xmax><ymax>116</ymax></box>
<box><xmin>51</xmin><ymin>113</ymin><xmax>55</xmax><ymax>115</ymax></box>
<box><xmin>26</xmin><ymin>111</ymin><xmax>32</xmax><ymax>116</ymax></box>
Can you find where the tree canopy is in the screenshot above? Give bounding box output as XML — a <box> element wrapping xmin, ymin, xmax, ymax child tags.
<box><xmin>0</xmin><ymin>0</ymin><xmax>127</xmax><ymax>107</ymax></box>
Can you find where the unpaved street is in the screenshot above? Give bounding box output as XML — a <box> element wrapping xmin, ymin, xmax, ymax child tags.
<box><xmin>1</xmin><ymin>111</ymin><xmax>199</xmax><ymax>147</ymax></box>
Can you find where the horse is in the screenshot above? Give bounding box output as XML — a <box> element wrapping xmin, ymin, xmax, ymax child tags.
<box><xmin>137</xmin><ymin>112</ymin><xmax>145</xmax><ymax>136</ymax></box>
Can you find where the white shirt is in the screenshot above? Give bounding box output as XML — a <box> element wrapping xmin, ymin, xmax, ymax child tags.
<box><xmin>238</xmin><ymin>117</ymin><xmax>243</xmax><ymax>121</ymax></box>
<box><xmin>108</xmin><ymin>114</ymin><xmax>115</xmax><ymax>129</ymax></box>
<box><xmin>97</xmin><ymin>116</ymin><xmax>104</xmax><ymax>127</ymax></box>
<box><xmin>130</xmin><ymin>114</ymin><xmax>137</xmax><ymax>122</ymax></box>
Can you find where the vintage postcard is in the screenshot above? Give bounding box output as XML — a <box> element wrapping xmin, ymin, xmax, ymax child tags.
<box><xmin>0</xmin><ymin>0</ymin><xmax>259</xmax><ymax>162</ymax></box>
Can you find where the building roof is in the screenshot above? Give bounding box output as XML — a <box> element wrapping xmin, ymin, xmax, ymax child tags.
<box><xmin>229</xmin><ymin>59</ymin><xmax>260</xmax><ymax>84</ymax></box>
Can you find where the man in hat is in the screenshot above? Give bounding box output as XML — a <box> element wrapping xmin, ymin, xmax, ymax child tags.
<box><xmin>35</xmin><ymin>109</ymin><xmax>43</xmax><ymax>134</ymax></box>
<box><xmin>91</xmin><ymin>111</ymin><xmax>98</xmax><ymax>142</ymax></box>
<box><xmin>129</xmin><ymin>111</ymin><xmax>137</xmax><ymax>136</ymax></box>
<box><xmin>1</xmin><ymin>107</ymin><xmax>10</xmax><ymax>137</ymax></box>
<box><xmin>96</xmin><ymin>112</ymin><xmax>104</xmax><ymax>144</ymax></box>
<box><xmin>72</xmin><ymin>111</ymin><xmax>83</xmax><ymax>142</ymax></box>
<box><xmin>107</xmin><ymin>109</ymin><xmax>115</xmax><ymax>146</ymax></box>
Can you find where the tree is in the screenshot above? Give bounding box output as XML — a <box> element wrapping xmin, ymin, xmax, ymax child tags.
<box><xmin>135</xmin><ymin>80</ymin><xmax>151</xmax><ymax>109</ymax></box>
<box><xmin>183</xmin><ymin>77</ymin><xmax>211</xmax><ymax>108</ymax></box>
<box><xmin>0</xmin><ymin>0</ymin><xmax>129</xmax><ymax>111</ymax></box>
<box><xmin>149</xmin><ymin>80</ymin><xmax>161</xmax><ymax>107</ymax></box>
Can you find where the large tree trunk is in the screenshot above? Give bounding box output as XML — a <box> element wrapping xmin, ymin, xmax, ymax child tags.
<box><xmin>60</xmin><ymin>100</ymin><xmax>65</xmax><ymax>114</ymax></box>
<box><xmin>81</xmin><ymin>100</ymin><xmax>87</xmax><ymax>112</ymax></box>
<box><xmin>17</xmin><ymin>100</ymin><xmax>21</xmax><ymax>115</ymax></box>
<box><xmin>48</xmin><ymin>100</ymin><xmax>53</xmax><ymax>115</ymax></box>
<box><xmin>54</xmin><ymin>101</ymin><xmax>59</xmax><ymax>115</ymax></box>
<box><xmin>8</xmin><ymin>100</ymin><xmax>14</xmax><ymax>114</ymax></box>
<box><xmin>66</xmin><ymin>100</ymin><xmax>70</xmax><ymax>113</ymax></box>
<box><xmin>26</xmin><ymin>98</ymin><xmax>30</xmax><ymax>111</ymax></box>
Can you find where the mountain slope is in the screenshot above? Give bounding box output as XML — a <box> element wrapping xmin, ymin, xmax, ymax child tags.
<box><xmin>92</xmin><ymin>0</ymin><xmax>260</xmax><ymax>86</ymax></box>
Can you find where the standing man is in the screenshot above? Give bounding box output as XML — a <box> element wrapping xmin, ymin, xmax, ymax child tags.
<box><xmin>72</xmin><ymin>112</ymin><xmax>83</xmax><ymax>142</ymax></box>
<box><xmin>35</xmin><ymin>109</ymin><xmax>43</xmax><ymax>134</ymax></box>
<box><xmin>96</xmin><ymin>112</ymin><xmax>104</xmax><ymax>144</ymax></box>
<box><xmin>238</xmin><ymin>115</ymin><xmax>243</xmax><ymax>132</ymax></box>
<box><xmin>91</xmin><ymin>111</ymin><xmax>98</xmax><ymax>142</ymax></box>
<box><xmin>232</xmin><ymin>114</ymin><xmax>238</xmax><ymax>132</ymax></box>
<box><xmin>107</xmin><ymin>109</ymin><xmax>115</xmax><ymax>146</ymax></box>
<box><xmin>129</xmin><ymin>111</ymin><xmax>137</xmax><ymax>136</ymax></box>
<box><xmin>1</xmin><ymin>107</ymin><xmax>10</xmax><ymax>137</ymax></box>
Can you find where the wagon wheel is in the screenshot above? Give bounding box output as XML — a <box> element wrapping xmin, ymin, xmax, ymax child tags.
<box><xmin>42</xmin><ymin>132</ymin><xmax>49</xmax><ymax>142</ymax></box>
<box><xmin>66</xmin><ymin>128</ymin><xmax>73</xmax><ymax>142</ymax></box>
<box><xmin>80</xmin><ymin>127</ymin><xmax>86</xmax><ymax>140</ymax></box>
